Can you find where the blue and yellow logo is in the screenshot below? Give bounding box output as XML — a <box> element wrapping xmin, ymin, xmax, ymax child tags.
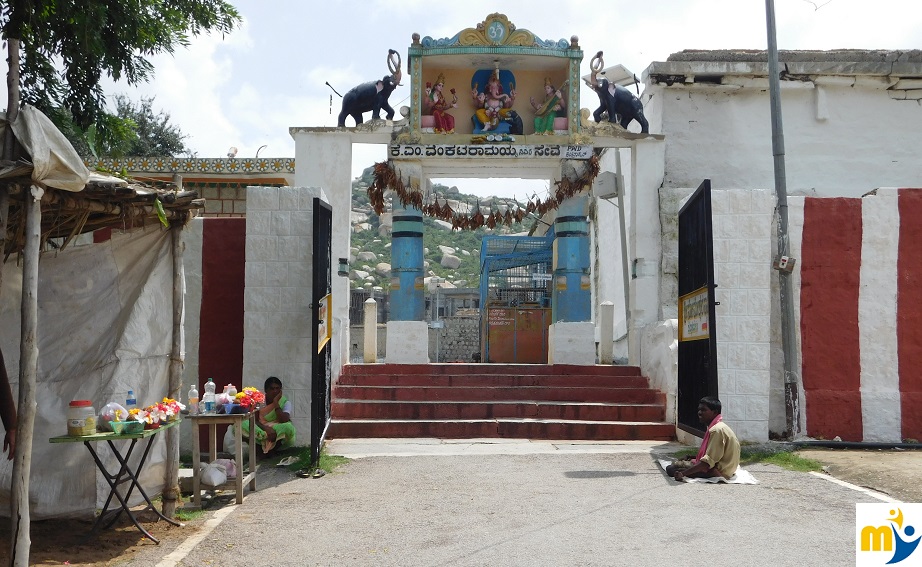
<box><xmin>857</xmin><ymin>505</ymin><xmax>921</xmax><ymax>565</ymax></box>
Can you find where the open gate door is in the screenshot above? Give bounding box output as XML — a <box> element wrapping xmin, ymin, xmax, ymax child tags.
<box><xmin>311</xmin><ymin>198</ymin><xmax>333</xmax><ymax>467</ymax></box>
<box><xmin>677</xmin><ymin>180</ymin><xmax>719</xmax><ymax>436</ymax></box>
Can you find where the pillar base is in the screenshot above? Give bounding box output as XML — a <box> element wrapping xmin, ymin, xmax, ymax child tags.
<box><xmin>548</xmin><ymin>322</ymin><xmax>596</xmax><ymax>365</ymax></box>
<box><xmin>385</xmin><ymin>321</ymin><xmax>430</xmax><ymax>363</ymax></box>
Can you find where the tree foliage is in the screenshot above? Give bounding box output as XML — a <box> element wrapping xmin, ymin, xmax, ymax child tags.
<box><xmin>50</xmin><ymin>95</ymin><xmax>192</xmax><ymax>158</ymax></box>
<box><xmin>2</xmin><ymin>0</ymin><xmax>240</xmax><ymax>146</ymax></box>
<box><xmin>110</xmin><ymin>95</ymin><xmax>191</xmax><ymax>157</ymax></box>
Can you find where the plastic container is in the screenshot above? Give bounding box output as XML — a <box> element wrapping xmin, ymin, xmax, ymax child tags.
<box><xmin>203</xmin><ymin>378</ymin><xmax>216</xmax><ymax>413</ymax></box>
<box><xmin>125</xmin><ymin>390</ymin><xmax>137</xmax><ymax>411</ymax></box>
<box><xmin>188</xmin><ymin>384</ymin><xmax>199</xmax><ymax>416</ymax></box>
<box><xmin>110</xmin><ymin>420</ymin><xmax>144</xmax><ymax>435</ymax></box>
<box><xmin>67</xmin><ymin>400</ymin><xmax>97</xmax><ymax>436</ymax></box>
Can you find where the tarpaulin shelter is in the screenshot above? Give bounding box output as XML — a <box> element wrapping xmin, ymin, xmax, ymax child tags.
<box><xmin>0</xmin><ymin>105</ymin><xmax>201</xmax><ymax>537</ymax></box>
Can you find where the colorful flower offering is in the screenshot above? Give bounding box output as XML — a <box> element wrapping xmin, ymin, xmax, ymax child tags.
<box><xmin>234</xmin><ymin>387</ymin><xmax>265</xmax><ymax>410</ymax></box>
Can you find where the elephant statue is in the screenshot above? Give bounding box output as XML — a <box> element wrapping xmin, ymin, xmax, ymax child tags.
<box><xmin>337</xmin><ymin>50</ymin><xmax>402</xmax><ymax>127</ymax></box>
<box><xmin>587</xmin><ymin>51</ymin><xmax>649</xmax><ymax>134</ymax></box>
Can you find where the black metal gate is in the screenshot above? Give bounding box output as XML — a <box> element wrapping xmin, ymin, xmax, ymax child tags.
<box><xmin>677</xmin><ymin>180</ymin><xmax>719</xmax><ymax>436</ymax></box>
<box><xmin>310</xmin><ymin>198</ymin><xmax>333</xmax><ymax>466</ymax></box>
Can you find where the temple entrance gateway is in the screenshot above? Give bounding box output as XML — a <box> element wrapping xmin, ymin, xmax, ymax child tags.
<box><xmin>291</xmin><ymin>13</ymin><xmax>663</xmax><ymax>370</ymax></box>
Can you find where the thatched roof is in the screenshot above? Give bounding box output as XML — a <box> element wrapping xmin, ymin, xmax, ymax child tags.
<box><xmin>0</xmin><ymin>159</ymin><xmax>202</xmax><ymax>255</ymax></box>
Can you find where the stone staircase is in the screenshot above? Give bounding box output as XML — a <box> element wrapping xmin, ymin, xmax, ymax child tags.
<box><xmin>329</xmin><ymin>364</ymin><xmax>674</xmax><ymax>440</ymax></box>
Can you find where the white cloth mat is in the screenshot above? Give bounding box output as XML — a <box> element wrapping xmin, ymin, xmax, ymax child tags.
<box><xmin>657</xmin><ymin>459</ymin><xmax>759</xmax><ymax>484</ymax></box>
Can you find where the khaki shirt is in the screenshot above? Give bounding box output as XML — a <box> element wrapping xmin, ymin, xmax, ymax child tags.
<box><xmin>699</xmin><ymin>421</ymin><xmax>740</xmax><ymax>478</ymax></box>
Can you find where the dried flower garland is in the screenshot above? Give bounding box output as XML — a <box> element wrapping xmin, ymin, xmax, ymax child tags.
<box><xmin>367</xmin><ymin>154</ymin><xmax>600</xmax><ymax>231</ymax></box>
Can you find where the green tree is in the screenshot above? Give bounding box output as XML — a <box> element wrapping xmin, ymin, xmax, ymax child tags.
<box><xmin>1</xmin><ymin>5</ymin><xmax>241</xmax><ymax>560</ymax></box>
<box><xmin>2</xmin><ymin>0</ymin><xmax>240</xmax><ymax>147</ymax></box>
<box><xmin>107</xmin><ymin>95</ymin><xmax>191</xmax><ymax>157</ymax></box>
<box><xmin>47</xmin><ymin>96</ymin><xmax>191</xmax><ymax>158</ymax></box>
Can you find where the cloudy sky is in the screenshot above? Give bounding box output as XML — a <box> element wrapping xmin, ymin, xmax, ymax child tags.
<box><xmin>95</xmin><ymin>0</ymin><xmax>920</xmax><ymax>190</ymax></box>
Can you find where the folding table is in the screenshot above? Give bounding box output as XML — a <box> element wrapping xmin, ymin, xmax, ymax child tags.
<box><xmin>49</xmin><ymin>418</ymin><xmax>183</xmax><ymax>544</ymax></box>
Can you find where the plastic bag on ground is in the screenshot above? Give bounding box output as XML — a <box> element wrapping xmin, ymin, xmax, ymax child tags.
<box><xmin>223</xmin><ymin>426</ymin><xmax>249</xmax><ymax>455</ymax></box>
<box><xmin>212</xmin><ymin>458</ymin><xmax>237</xmax><ymax>479</ymax></box>
<box><xmin>199</xmin><ymin>462</ymin><xmax>227</xmax><ymax>487</ymax></box>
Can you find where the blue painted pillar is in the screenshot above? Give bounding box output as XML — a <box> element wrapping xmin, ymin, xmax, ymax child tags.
<box><xmin>552</xmin><ymin>198</ymin><xmax>591</xmax><ymax>323</ymax></box>
<box><xmin>389</xmin><ymin>203</ymin><xmax>425</xmax><ymax>321</ymax></box>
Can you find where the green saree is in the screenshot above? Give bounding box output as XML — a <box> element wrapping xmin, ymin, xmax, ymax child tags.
<box><xmin>240</xmin><ymin>394</ymin><xmax>296</xmax><ymax>451</ymax></box>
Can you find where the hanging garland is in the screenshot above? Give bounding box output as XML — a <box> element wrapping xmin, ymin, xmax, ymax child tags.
<box><xmin>367</xmin><ymin>154</ymin><xmax>600</xmax><ymax>231</ymax></box>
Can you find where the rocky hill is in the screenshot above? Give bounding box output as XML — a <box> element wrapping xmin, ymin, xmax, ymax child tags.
<box><xmin>348</xmin><ymin>166</ymin><xmax>531</xmax><ymax>291</ymax></box>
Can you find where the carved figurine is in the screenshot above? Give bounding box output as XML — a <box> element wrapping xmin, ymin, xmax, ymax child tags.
<box><xmin>469</xmin><ymin>68</ymin><xmax>522</xmax><ymax>135</ymax></box>
<box><xmin>530</xmin><ymin>78</ymin><xmax>566</xmax><ymax>135</ymax></box>
<box><xmin>337</xmin><ymin>50</ymin><xmax>402</xmax><ymax>127</ymax></box>
<box><xmin>587</xmin><ymin>51</ymin><xmax>649</xmax><ymax>133</ymax></box>
<box><xmin>424</xmin><ymin>73</ymin><xmax>458</xmax><ymax>134</ymax></box>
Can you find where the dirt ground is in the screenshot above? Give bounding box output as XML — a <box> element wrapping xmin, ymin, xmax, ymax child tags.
<box><xmin>0</xmin><ymin>507</ymin><xmax>203</xmax><ymax>566</ymax></box>
<box><xmin>0</xmin><ymin>448</ymin><xmax>919</xmax><ymax>566</ymax></box>
<box><xmin>795</xmin><ymin>448</ymin><xmax>922</xmax><ymax>503</ymax></box>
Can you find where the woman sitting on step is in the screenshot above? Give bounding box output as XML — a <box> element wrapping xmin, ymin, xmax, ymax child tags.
<box><xmin>241</xmin><ymin>376</ymin><xmax>296</xmax><ymax>455</ymax></box>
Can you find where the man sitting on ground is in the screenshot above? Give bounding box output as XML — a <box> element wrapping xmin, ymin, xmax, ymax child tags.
<box><xmin>666</xmin><ymin>396</ymin><xmax>740</xmax><ymax>481</ymax></box>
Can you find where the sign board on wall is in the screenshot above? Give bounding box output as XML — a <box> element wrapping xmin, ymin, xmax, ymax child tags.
<box><xmin>317</xmin><ymin>293</ymin><xmax>331</xmax><ymax>353</ymax></box>
<box><xmin>389</xmin><ymin>144</ymin><xmax>593</xmax><ymax>160</ymax></box>
<box><xmin>678</xmin><ymin>285</ymin><xmax>710</xmax><ymax>341</ymax></box>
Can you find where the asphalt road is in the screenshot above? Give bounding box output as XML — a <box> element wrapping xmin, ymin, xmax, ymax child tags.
<box><xmin>157</xmin><ymin>441</ymin><xmax>884</xmax><ymax>567</ymax></box>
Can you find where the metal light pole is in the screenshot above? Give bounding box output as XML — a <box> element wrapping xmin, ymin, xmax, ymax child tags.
<box><xmin>766</xmin><ymin>0</ymin><xmax>801</xmax><ymax>438</ymax></box>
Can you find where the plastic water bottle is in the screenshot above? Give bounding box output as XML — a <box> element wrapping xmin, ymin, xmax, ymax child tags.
<box><xmin>203</xmin><ymin>378</ymin><xmax>216</xmax><ymax>413</ymax></box>
<box><xmin>188</xmin><ymin>384</ymin><xmax>199</xmax><ymax>415</ymax></box>
<box><xmin>125</xmin><ymin>390</ymin><xmax>137</xmax><ymax>411</ymax></box>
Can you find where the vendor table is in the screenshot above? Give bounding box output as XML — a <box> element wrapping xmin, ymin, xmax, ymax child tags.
<box><xmin>49</xmin><ymin>419</ymin><xmax>183</xmax><ymax>544</ymax></box>
<box><xmin>188</xmin><ymin>411</ymin><xmax>257</xmax><ymax>509</ymax></box>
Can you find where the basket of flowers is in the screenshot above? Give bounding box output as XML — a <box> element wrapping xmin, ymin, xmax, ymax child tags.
<box><xmin>129</xmin><ymin>407</ymin><xmax>158</xmax><ymax>430</ymax></box>
<box><xmin>109</xmin><ymin>406</ymin><xmax>145</xmax><ymax>434</ymax></box>
<box><xmin>160</xmin><ymin>397</ymin><xmax>185</xmax><ymax>421</ymax></box>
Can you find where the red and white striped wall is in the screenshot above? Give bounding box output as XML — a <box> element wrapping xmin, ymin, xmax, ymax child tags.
<box><xmin>793</xmin><ymin>188</ymin><xmax>922</xmax><ymax>442</ymax></box>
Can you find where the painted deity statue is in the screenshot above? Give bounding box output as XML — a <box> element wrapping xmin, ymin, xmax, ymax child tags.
<box><xmin>425</xmin><ymin>73</ymin><xmax>458</xmax><ymax>134</ymax></box>
<box><xmin>530</xmin><ymin>78</ymin><xmax>565</xmax><ymax>135</ymax></box>
<box><xmin>471</xmin><ymin>68</ymin><xmax>516</xmax><ymax>131</ymax></box>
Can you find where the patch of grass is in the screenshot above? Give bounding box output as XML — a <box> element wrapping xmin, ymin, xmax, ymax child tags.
<box><xmin>666</xmin><ymin>445</ymin><xmax>824</xmax><ymax>472</ymax></box>
<box><xmin>147</xmin><ymin>495</ymin><xmax>206</xmax><ymax>522</ymax></box>
<box><xmin>317</xmin><ymin>449</ymin><xmax>350</xmax><ymax>473</ymax></box>
<box><xmin>264</xmin><ymin>444</ymin><xmax>350</xmax><ymax>474</ymax></box>
<box><xmin>741</xmin><ymin>449</ymin><xmax>824</xmax><ymax>472</ymax></box>
<box><xmin>175</xmin><ymin>507</ymin><xmax>206</xmax><ymax>522</ymax></box>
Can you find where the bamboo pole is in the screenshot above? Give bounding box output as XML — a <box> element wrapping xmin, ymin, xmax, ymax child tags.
<box><xmin>1</xmin><ymin>36</ymin><xmax>18</xmax><ymax>412</ymax></box>
<box><xmin>4</xmin><ymin>37</ymin><xmax>20</xmax><ymax>158</ymax></box>
<box><xmin>11</xmin><ymin>185</ymin><xmax>40</xmax><ymax>567</ymax></box>
<box><xmin>5</xmin><ymin>34</ymin><xmax>33</xmax><ymax>567</ymax></box>
<box><xmin>162</xmin><ymin>222</ymin><xmax>185</xmax><ymax>517</ymax></box>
